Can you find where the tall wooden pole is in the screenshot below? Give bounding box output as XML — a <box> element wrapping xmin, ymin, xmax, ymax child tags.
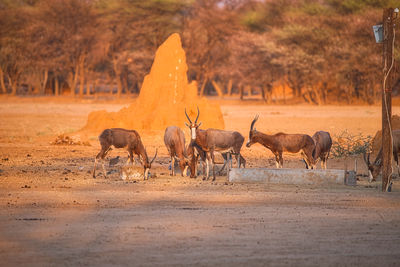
<box><xmin>382</xmin><ymin>8</ymin><xmax>395</xmax><ymax>192</ymax></box>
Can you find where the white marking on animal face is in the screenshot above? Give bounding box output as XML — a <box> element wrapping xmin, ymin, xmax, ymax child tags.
<box><xmin>191</xmin><ymin>127</ymin><xmax>196</xmax><ymax>140</ymax></box>
<box><xmin>368</xmin><ymin>170</ymin><xmax>374</xmax><ymax>182</ymax></box>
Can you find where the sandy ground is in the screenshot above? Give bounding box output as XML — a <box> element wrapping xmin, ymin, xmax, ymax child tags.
<box><xmin>0</xmin><ymin>97</ymin><xmax>400</xmax><ymax>266</ymax></box>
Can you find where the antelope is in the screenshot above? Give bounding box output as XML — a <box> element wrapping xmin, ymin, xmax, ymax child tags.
<box><xmin>187</xmin><ymin>132</ymin><xmax>245</xmax><ymax>178</ymax></box>
<box><xmin>363</xmin><ymin>129</ymin><xmax>400</xmax><ymax>182</ymax></box>
<box><xmin>185</xmin><ymin>107</ymin><xmax>246</xmax><ymax>181</ymax></box>
<box><xmin>312</xmin><ymin>131</ymin><xmax>332</xmax><ymax>169</ymax></box>
<box><xmin>246</xmin><ymin>115</ymin><xmax>315</xmax><ymax>169</ymax></box>
<box><xmin>93</xmin><ymin>128</ymin><xmax>157</xmax><ymax>179</ymax></box>
<box><xmin>163</xmin><ymin>126</ymin><xmax>190</xmax><ymax>176</ymax></box>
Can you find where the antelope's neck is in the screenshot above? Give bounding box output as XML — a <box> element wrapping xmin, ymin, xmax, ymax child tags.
<box><xmin>138</xmin><ymin>143</ymin><xmax>149</xmax><ymax>164</ymax></box>
<box><xmin>194</xmin><ymin>129</ymin><xmax>207</xmax><ymax>150</ymax></box>
<box><xmin>253</xmin><ymin>132</ymin><xmax>275</xmax><ymax>148</ymax></box>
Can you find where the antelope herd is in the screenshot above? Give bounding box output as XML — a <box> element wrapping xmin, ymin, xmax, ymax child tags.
<box><xmin>92</xmin><ymin>108</ymin><xmax>337</xmax><ymax>180</ymax></box>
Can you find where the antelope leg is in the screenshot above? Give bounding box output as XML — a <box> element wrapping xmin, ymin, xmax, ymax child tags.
<box><xmin>211</xmin><ymin>152</ymin><xmax>216</xmax><ymax>181</ymax></box>
<box><xmin>101</xmin><ymin>158</ymin><xmax>107</xmax><ymax>178</ymax></box>
<box><xmin>93</xmin><ymin>158</ymin><xmax>97</xmax><ymax>178</ymax></box>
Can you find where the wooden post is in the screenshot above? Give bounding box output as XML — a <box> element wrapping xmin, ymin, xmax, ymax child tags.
<box><xmin>382</xmin><ymin>8</ymin><xmax>395</xmax><ymax>192</ymax></box>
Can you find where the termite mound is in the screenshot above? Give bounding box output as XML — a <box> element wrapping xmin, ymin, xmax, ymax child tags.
<box><xmin>81</xmin><ymin>33</ymin><xmax>224</xmax><ymax>133</ymax></box>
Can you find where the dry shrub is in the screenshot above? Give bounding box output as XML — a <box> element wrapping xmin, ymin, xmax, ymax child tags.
<box><xmin>331</xmin><ymin>130</ymin><xmax>371</xmax><ymax>158</ymax></box>
<box><xmin>51</xmin><ymin>134</ymin><xmax>90</xmax><ymax>146</ymax></box>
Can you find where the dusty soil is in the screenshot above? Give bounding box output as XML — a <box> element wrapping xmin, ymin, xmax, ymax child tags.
<box><xmin>1</xmin><ymin>96</ymin><xmax>400</xmax><ymax>266</ymax></box>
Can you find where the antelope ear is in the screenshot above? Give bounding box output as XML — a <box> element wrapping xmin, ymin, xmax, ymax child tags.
<box><xmin>185</xmin><ymin>122</ymin><xmax>190</xmax><ymax>127</ymax></box>
<box><xmin>198</xmin><ymin>122</ymin><xmax>202</xmax><ymax>127</ymax></box>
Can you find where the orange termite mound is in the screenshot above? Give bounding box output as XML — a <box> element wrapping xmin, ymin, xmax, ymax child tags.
<box><xmin>81</xmin><ymin>33</ymin><xmax>224</xmax><ymax>133</ymax></box>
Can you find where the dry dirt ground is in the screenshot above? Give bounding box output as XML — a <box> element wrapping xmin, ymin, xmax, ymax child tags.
<box><xmin>1</xmin><ymin>97</ymin><xmax>400</xmax><ymax>266</ymax></box>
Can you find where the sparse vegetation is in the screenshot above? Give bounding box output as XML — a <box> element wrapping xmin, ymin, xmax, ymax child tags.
<box><xmin>331</xmin><ymin>130</ymin><xmax>372</xmax><ymax>158</ymax></box>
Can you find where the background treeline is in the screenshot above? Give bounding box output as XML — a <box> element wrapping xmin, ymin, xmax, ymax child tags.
<box><xmin>1</xmin><ymin>0</ymin><xmax>400</xmax><ymax>104</ymax></box>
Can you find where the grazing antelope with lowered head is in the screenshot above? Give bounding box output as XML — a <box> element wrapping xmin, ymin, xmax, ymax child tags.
<box><xmin>363</xmin><ymin>129</ymin><xmax>400</xmax><ymax>182</ymax></box>
<box><xmin>185</xmin><ymin>107</ymin><xmax>246</xmax><ymax>181</ymax></box>
<box><xmin>246</xmin><ymin>115</ymin><xmax>315</xmax><ymax>169</ymax></box>
<box><xmin>312</xmin><ymin>131</ymin><xmax>332</xmax><ymax>169</ymax></box>
<box><xmin>93</xmin><ymin>128</ymin><xmax>157</xmax><ymax>179</ymax></box>
<box><xmin>164</xmin><ymin>126</ymin><xmax>190</xmax><ymax>176</ymax></box>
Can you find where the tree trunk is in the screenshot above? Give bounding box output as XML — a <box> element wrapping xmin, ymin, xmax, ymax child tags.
<box><xmin>245</xmin><ymin>85</ymin><xmax>251</xmax><ymax>97</ymax></box>
<box><xmin>199</xmin><ymin>76</ymin><xmax>208</xmax><ymax>97</ymax></box>
<box><xmin>113</xmin><ymin>59</ymin><xmax>123</xmax><ymax>98</ymax></box>
<box><xmin>261</xmin><ymin>86</ymin><xmax>266</xmax><ymax>103</ymax></box>
<box><xmin>39</xmin><ymin>69</ymin><xmax>48</xmax><ymax>95</ymax></box>
<box><xmin>227</xmin><ymin>79</ymin><xmax>232</xmax><ymax>96</ymax></box>
<box><xmin>67</xmin><ymin>63</ymin><xmax>79</xmax><ymax>97</ymax></box>
<box><xmin>321</xmin><ymin>82</ymin><xmax>328</xmax><ymax>104</ymax></box>
<box><xmin>79</xmin><ymin>56</ymin><xmax>85</xmax><ymax>97</ymax></box>
<box><xmin>86</xmin><ymin>70</ymin><xmax>90</xmax><ymax>96</ymax></box>
<box><xmin>211</xmin><ymin>80</ymin><xmax>223</xmax><ymax>98</ymax></box>
<box><xmin>55</xmin><ymin>76</ymin><xmax>59</xmax><ymax>96</ymax></box>
<box><xmin>0</xmin><ymin>67</ymin><xmax>7</xmax><ymax>94</ymax></box>
<box><xmin>311</xmin><ymin>85</ymin><xmax>322</xmax><ymax>105</ymax></box>
<box><xmin>122</xmin><ymin>74</ymin><xmax>129</xmax><ymax>96</ymax></box>
<box><xmin>7</xmin><ymin>74</ymin><xmax>17</xmax><ymax>95</ymax></box>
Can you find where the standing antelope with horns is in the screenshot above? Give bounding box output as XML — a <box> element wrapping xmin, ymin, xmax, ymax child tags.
<box><xmin>93</xmin><ymin>128</ymin><xmax>157</xmax><ymax>179</ymax></box>
<box><xmin>246</xmin><ymin>115</ymin><xmax>315</xmax><ymax>169</ymax></box>
<box><xmin>164</xmin><ymin>126</ymin><xmax>190</xmax><ymax>176</ymax></box>
<box><xmin>185</xmin><ymin>107</ymin><xmax>246</xmax><ymax>181</ymax></box>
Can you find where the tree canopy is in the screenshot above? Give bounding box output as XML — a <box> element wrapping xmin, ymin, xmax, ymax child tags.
<box><xmin>0</xmin><ymin>0</ymin><xmax>398</xmax><ymax>104</ymax></box>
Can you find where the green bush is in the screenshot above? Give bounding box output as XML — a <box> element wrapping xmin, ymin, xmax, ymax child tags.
<box><xmin>331</xmin><ymin>130</ymin><xmax>372</xmax><ymax>158</ymax></box>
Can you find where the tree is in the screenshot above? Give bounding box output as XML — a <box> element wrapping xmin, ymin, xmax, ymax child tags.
<box><xmin>183</xmin><ymin>0</ymin><xmax>238</xmax><ymax>96</ymax></box>
<box><xmin>94</xmin><ymin>0</ymin><xmax>190</xmax><ymax>97</ymax></box>
<box><xmin>25</xmin><ymin>0</ymin><xmax>100</xmax><ymax>96</ymax></box>
<box><xmin>0</xmin><ymin>4</ymin><xmax>30</xmax><ymax>95</ymax></box>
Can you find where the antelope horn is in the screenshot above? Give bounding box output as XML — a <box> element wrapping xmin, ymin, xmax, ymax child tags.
<box><xmin>185</xmin><ymin>108</ymin><xmax>192</xmax><ymax>123</ymax></box>
<box><xmin>195</xmin><ymin>106</ymin><xmax>200</xmax><ymax>123</ymax></box>
<box><xmin>250</xmin><ymin>114</ymin><xmax>259</xmax><ymax>131</ymax></box>
<box><xmin>362</xmin><ymin>151</ymin><xmax>368</xmax><ymax>165</ymax></box>
<box><xmin>363</xmin><ymin>151</ymin><xmax>372</xmax><ymax>167</ymax></box>
<box><xmin>150</xmin><ymin>148</ymin><xmax>158</xmax><ymax>164</ymax></box>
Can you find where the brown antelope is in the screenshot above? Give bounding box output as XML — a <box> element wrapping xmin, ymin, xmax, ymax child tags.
<box><xmin>246</xmin><ymin>115</ymin><xmax>315</xmax><ymax>169</ymax></box>
<box><xmin>93</xmin><ymin>128</ymin><xmax>157</xmax><ymax>179</ymax></box>
<box><xmin>312</xmin><ymin>131</ymin><xmax>332</xmax><ymax>169</ymax></box>
<box><xmin>163</xmin><ymin>126</ymin><xmax>190</xmax><ymax>176</ymax></box>
<box><xmin>185</xmin><ymin>107</ymin><xmax>246</xmax><ymax>181</ymax></box>
<box><xmin>363</xmin><ymin>129</ymin><xmax>400</xmax><ymax>182</ymax></box>
<box><xmin>187</xmin><ymin>131</ymin><xmax>245</xmax><ymax>178</ymax></box>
